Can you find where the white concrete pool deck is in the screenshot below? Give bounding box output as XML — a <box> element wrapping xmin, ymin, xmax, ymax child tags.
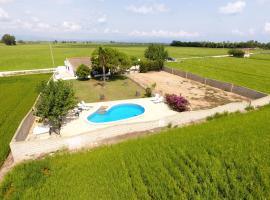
<box><xmin>12</xmin><ymin>95</ymin><xmax>270</xmax><ymax>162</ymax></box>
<box><xmin>27</xmin><ymin>98</ymin><xmax>177</xmax><ymax>141</ymax></box>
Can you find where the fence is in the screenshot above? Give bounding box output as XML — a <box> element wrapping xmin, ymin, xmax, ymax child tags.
<box><xmin>163</xmin><ymin>66</ymin><xmax>267</xmax><ymax>99</ymax></box>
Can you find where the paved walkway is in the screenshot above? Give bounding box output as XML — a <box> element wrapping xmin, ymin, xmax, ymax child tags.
<box><xmin>0</xmin><ymin>68</ymin><xmax>55</xmax><ymax>77</ymax></box>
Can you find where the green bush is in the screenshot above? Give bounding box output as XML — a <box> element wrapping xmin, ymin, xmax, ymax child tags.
<box><xmin>75</xmin><ymin>64</ymin><xmax>91</xmax><ymax>80</ymax></box>
<box><xmin>139</xmin><ymin>60</ymin><xmax>164</xmax><ymax>73</ymax></box>
<box><xmin>144</xmin><ymin>44</ymin><xmax>168</xmax><ymax>61</ymax></box>
<box><xmin>144</xmin><ymin>87</ymin><xmax>152</xmax><ymax>97</ymax></box>
<box><xmin>228</xmin><ymin>49</ymin><xmax>245</xmax><ymax>58</ymax></box>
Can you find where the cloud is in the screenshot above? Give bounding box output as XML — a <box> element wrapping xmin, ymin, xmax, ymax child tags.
<box><xmin>126</xmin><ymin>3</ymin><xmax>169</xmax><ymax>14</ymax></box>
<box><xmin>231</xmin><ymin>28</ymin><xmax>256</xmax><ymax>36</ymax></box>
<box><xmin>256</xmin><ymin>0</ymin><xmax>270</xmax><ymax>4</ymax></box>
<box><xmin>0</xmin><ymin>7</ymin><xmax>9</xmax><ymax>21</ymax></box>
<box><xmin>97</xmin><ymin>15</ymin><xmax>107</xmax><ymax>24</ymax></box>
<box><xmin>36</xmin><ymin>22</ymin><xmax>50</xmax><ymax>29</ymax></box>
<box><xmin>62</xmin><ymin>21</ymin><xmax>82</xmax><ymax>31</ymax></box>
<box><xmin>104</xmin><ymin>28</ymin><xmax>120</xmax><ymax>34</ymax></box>
<box><xmin>0</xmin><ymin>0</ymin><xmax>13</xmax><ymax>4</ymax></box>
<box><xmin>231</xmin><ymin>29</ymin><xmax>244</xmax><ymax>36</ymax></box>
<box><xmin>219</xmin><ymin>1</ymin><xmax>246</xmax><ymax>15</ymax></box>
<box><xmin>129</xmin><ymin>30</ymin><xmax>199</xmax><ymax>38</ymax></box>
<box><xmin>264</xmin><ymin>22</ymin><xmax>270</xmax><ymax>34</ymax></box>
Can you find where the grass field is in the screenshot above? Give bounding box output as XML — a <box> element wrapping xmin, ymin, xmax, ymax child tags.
<box><xmin>72</xmin><ymin>76</ymin><xmax>144</xmax><ymax>102</ymax></box>
<box><xmin>0</xmin><ymin>74</ymin><xmax>51</xmax><ymax>166</ymax></box>
<box><xmin>1</xmin><ymin>106</ymin><xmax>270</xmax><ymax>199</ymax></box>
<box><xmin>0</xmin><ymin>43</ymin><xmax>230</xmax><ymax>71</ymax></box>
<box><xmin>166</xmin><ymin>55</ymin><xmax>270</xmax><ymax>94</ymax></box>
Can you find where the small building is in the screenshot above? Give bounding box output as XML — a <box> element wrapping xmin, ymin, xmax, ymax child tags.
<box><xmin>64</xmin><ymin>57</ymin><xmax>91</xmax><ymax>76</ymax></box>
<box><xmin>54</xmin><ymin>57</ymin><xmax>91</xmax><ymax>81</ymax></box>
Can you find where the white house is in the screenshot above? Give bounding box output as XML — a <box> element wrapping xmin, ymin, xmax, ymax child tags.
<box><xmin>54</xmin><ymin>57</ymin><xmax>91</xmax><ymax>81</ymax></box>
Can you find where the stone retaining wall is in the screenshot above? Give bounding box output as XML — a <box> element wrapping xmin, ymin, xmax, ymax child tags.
<box><xmin>10</xmin><ymin>95</ymin><xmax>270</xmax><ymax>163</ymax></box>
<box><xmin>14</xmin><ymin>111</ymin><xmax>35</xmax><ymax>142</ymax></box>
<box><xmin>163</xmin><ymin>66</ymin><xmax>267</xmax><ymax>99</ymax></box>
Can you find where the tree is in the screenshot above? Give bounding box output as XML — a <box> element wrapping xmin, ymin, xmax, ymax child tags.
<box><xmin>91</xmin><ymin>47</ymin><xmax>131</xmax><ymax>82</ymax></box>
<box><xmin>76</xmin><ymin>64</ymin><xmax>91</xmax><ymax>80</ymax></box>
<box><xmin>1</xmin><ymin>34</ymin><xmax>16</xmax><ymax>46</ymax></box>
<box><xmin>228</xmin><ymin>49</ymin><xmax>245</xmax><ymax>58</ymax></box>
<box><xmin>35</xmin><ymin>80</ymin><xmax>77</xmax><ymax>134</ymax></box>
<box><xmin>144</xmin><ymin>44</ymin><xmax>168</xmax><ymax>61</ymax></box>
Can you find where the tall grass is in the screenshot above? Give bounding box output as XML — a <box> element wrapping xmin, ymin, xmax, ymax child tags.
<box><xmin>0</xmin><ymin>74</ymin><xmax>51</xmax><ymax>166</ymax></box>
<box><xmin>1</xmin><ymin>106</ymin><xmax>270</xmax><ymax>199</ymax></box>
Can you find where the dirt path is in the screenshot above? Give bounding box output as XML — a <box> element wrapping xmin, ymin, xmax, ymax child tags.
<box><xmin>0</xmin><ymin>154</ymin><xmax>15</xmax><ymax>183</ymax></box>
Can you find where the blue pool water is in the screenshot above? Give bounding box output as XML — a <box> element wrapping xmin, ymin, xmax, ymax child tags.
<box><xmin>87</xmin><ymin>103</ymin><xmax>145</xmax><ymax>123</ymax></box>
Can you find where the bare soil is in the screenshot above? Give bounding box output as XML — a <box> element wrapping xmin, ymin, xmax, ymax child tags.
<box><xmin>128</xmin><ymin>71</ymin><xmax>249</xmax><ymax>110</ymax></box>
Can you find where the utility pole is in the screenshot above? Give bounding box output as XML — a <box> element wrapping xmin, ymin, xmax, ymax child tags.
<box><xmin>49</xmin><ymin>42</ymin><xmax>55</xmax><ymax>67</ymax></box>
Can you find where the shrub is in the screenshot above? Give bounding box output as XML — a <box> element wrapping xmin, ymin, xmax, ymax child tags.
<box><xmin>76</xmin><ymin>64</ymin><xmax>91</xmax><ymax>80</ymax></box>
<box><xmin>228</xmin><ymin>49</ymin><xmax>245</xmax><ymax>58</ymax></box>
<box><xmin>144</xmin><ymin>87</ymin><xmax>152</xmax><ymax>97</ymax></box>
<box><xmin>144</xmin><ymin>44</ymin><xmax>168</xmax><ymax>61</ymax></box>
<box><xmin>139</xmin><ymin>60</ymin><xmax>164</xmax><ymax>73</ymax></box>
<box><xmin>165</xmin><ymin>94</ymin><xmax>189</xmax><ymax>112</ymax></box>
<box><xmin>1</xmin><ymin>34</ymin><xmax>16</xmax><ymax>46</ymax></box>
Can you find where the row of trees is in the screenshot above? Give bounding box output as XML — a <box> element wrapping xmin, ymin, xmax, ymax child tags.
<box><xmin>171</xmin><ymin>40</ymin><xmax>270</xmax><ymax>49</ymax></box>
<box><xmin>76</xmin><ymin>44</ymin><xmax>169</xmax><ymax>80</ymax></box>
<box><xmin>1</xmin><ymin>34</ymin><xmax>16</xmax><ymax>46</ymax></box>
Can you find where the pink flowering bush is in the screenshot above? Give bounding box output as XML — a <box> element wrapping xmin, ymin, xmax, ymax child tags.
<box><xmin>165</xmin><ymin>94</ymin><xmax>190</xmax><ymax>112</ymax></box>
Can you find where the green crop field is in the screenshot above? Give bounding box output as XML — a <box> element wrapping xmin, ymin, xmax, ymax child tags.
<box><xmin>0</xmin><ymin>74</ymin><xmax>51</xmax><ymax>166</ymax></box>
<box><xmin>166</xmin><ymin>54</ymin><xmax>270</xmax><ymax>94</ymax></box>
<box><xmin>0</xmin><ymin>43</ymin><xmax>230</xmax><ymax>71</ymax></box>
<box><xmin>1</xmin><ymin>106</ymin><xmax>270</xmax><ymax>199</ymax></box>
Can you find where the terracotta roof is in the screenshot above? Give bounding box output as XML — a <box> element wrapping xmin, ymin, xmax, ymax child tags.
<box><xmin>66</xmin><ymin>57</ymin><xmax>91</xmax><ymax>71</ymax></box>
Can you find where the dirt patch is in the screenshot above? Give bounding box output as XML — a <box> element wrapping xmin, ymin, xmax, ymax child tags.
<box><xmin>128</xmin><ymin>71</ymin><xmax>249</xmax><ymax>110</ymax></box>
<box><xmin>0</xmin><ymin>154</ymin><xmax>15</xmax><ymax>183</ymax></box>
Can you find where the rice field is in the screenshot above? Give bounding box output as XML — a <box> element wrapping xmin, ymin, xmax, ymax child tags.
<box><xmin>0</xmin><ymin>43</ymin><xmax>229</xmax><ymax>71</ymax></box>
<box><xmin>0</xmin><ymin>74</ymin><xmax>51</xmax><ymax>166</ymax></box>
<box><xmin>1</xmin><ymin>106</ymin><xmax>270</xmax><ymax>199</ymax></box>
<box><xmin>166</xmin><ymin>54</ymin><xmax>270</xmax><ymax>94</ymax></box>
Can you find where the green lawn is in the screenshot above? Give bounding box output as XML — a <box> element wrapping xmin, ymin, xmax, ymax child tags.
<box><xmin>166</xmin><ymin>55</ymin><xmax>270</xmax><ymax>94</ymax></box>
<box><xmin>72</xmin><ymin>76</ymin><xmax>144</xmax><ymax>102</ymax></box>
<box><xmin>0</xmin><ymin>43</ymin><xmax>230</xmax><ymax>71</ymax></box>
<box><xmin>1</xmin><ymin>106</ymin><xmax>270</xmax><ymax>199</ymax></box>
<box><xmin>0</xmin><ymin>74</ymin><xmax>51</xmax><ymax>166</ymax></box>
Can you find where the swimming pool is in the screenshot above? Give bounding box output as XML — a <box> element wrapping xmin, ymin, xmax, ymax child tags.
<box><xmin>87</xmin><ymin>103</ymin><xmax>145</xmax><ymax>123</ymax></box>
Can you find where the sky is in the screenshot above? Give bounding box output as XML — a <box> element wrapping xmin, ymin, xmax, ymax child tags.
<box><xmin>0</xmin><ymin>0</ymin><xmax>269</xmax><ymax>42</ymax></box>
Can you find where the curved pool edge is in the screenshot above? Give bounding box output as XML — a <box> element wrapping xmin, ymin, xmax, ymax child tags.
<box><xmin>85</xmin><ymin>103</ymin><xmax>146</xmax><ymax>125</ymax></box>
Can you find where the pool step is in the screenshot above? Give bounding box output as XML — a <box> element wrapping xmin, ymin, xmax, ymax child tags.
<box><xmin>97</xmin><ymin>106</ymin><xmax>109</xmax><ymax>114</ymax></box>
